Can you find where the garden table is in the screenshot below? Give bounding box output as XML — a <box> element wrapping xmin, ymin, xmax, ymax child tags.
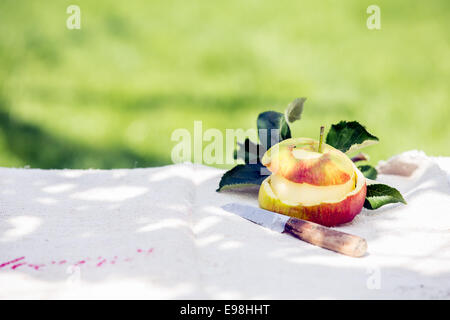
<box><xmin>0</xmin><ymin>151</ymin><xmax>449</xmax><ymax>299</ymax></box>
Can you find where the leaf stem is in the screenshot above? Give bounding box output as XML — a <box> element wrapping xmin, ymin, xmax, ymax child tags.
<box><xmin>318</xmin><ymin>126</ymin><xmax>325</xmax><ymax>153</ymax></box>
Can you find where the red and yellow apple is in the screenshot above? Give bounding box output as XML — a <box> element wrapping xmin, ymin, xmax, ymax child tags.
<box><xmin>258</xmin><ymin>138</ymin><xmax>366</xmax><ymax>227</ymax></box>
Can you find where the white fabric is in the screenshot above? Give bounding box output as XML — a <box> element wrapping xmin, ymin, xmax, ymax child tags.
<box><xmin>0</xmin><ymin>150</ymin><xmax>449</xmax><ymax>299</ymax></box>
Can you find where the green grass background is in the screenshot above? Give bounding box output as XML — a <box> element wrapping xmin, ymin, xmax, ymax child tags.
<box><xmin>0</xmin><ymin>0</ymin><xmax>448</xmax><ymax>169</ymax></box>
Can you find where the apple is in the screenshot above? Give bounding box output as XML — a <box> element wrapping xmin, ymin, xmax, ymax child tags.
<box><xmin>258</xmin><ymin>137</ymin><xmax>367</xmax><ymax>227</ymax></box>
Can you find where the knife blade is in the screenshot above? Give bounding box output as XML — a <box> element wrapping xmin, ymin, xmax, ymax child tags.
<box><xmin>221</xmin><ymin>203</ymin><xmax>367</xmax><ymax>258</ymax></box>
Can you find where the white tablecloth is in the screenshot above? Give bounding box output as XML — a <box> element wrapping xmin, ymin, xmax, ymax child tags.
<box><xmin>0</xmin><ymin>151</ymin><xmax>449</xmax><ymax>299</ymax></box>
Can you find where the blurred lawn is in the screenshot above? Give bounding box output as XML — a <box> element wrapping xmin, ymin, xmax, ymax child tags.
<box><xmin>0</xmin><ymin>0</ymin><xmax>448</xmax><ymax>169</ymax></box>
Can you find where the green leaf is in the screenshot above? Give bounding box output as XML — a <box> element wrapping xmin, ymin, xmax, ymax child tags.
<box><xmin>233</xmin><ymin>138</ymin><xmax>262</xmax><ymax>164</ymax></box>
<box><xmin>364</xmin><ymin>183</ymin><xmax>407</xmax><ymax>210</ymax></box>
<box><xmin>257</xmin><ymin>111</ymin><xmax>291</xmax><ymax>150</ymax></box>
<box><xmin>216</xmin><ymin>163</ymin><xmax>267</xmax><ymax>192</ymax></box>
<box><xmin>285</xmin><ymin>97</ymin><xmax>306</xmax><ymax>123</ymax></box>
<box><xmin>326</xmin><ymin>121</ymin><xmax>379</xmax><ymax>154</ymax></box>
<box><xmin>358</xmin><ymin>165</ymin><xmax>378</xmax><ymax>180</ymax></box>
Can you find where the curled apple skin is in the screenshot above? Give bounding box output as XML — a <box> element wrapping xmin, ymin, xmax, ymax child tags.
<box><xmin>258</xmin><ymin>168</ymin><xmax>367</xmax><ymax>227</ymax></box>
<box><xmin>262</xmin><ymin>138</ymin><xmax>355</xmax><ymax>186</ymax></box>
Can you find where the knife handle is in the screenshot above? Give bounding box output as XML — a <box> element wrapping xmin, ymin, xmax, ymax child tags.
<box><xmin>283</xmin><ymin>217</ymin><xmax>367</xmax><ymax>257</ymax></box>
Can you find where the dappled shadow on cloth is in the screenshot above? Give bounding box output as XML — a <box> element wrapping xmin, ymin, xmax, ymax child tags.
<box><xmin>189</xmin><ymin>166</ymin><xmax>450</xmax><ymax>299</ymax></box>
<box><xmin>0</xmin><ymin>160</ymin><xmax>449</xmax><ymax>299</ymax></box>
<box><xmin>0</xmin><ymin>164</ymin><xmax>202</xmax><ymax>298</ymax></box>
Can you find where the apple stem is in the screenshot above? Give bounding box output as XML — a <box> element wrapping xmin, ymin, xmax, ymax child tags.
<box><xmin>318</xmin><ymin>126</ymin><xmax>324</xmax><ymax>153</ymax></box>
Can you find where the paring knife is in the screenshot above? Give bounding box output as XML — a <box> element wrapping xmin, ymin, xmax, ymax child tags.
<box><xmin>221</xmin><ymin>203</ymin><xmax>367</xmax><ymax>258</ymax></box>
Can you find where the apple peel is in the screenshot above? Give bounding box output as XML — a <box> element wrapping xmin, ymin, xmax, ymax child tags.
<box><xmin>262</xmin><ymin>138</ymin><xmax>354</xmax><ymax>186</ymax></box>
<box><xmin>259</xmin><ymin>164</ymin><xmax>367</xmax><ymax>227</ymax></box>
